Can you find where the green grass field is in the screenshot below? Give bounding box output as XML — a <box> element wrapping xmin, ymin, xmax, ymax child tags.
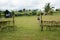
<box><xmin>0</xmin><ymin>16</ymin><xmax>60</xmax><ymax>40</ymax></box>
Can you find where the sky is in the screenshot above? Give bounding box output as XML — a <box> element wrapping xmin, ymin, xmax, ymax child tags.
<box><xmin>0</xmin><ymin>0</ymin><xmax>60</xmax><ymax>10</ymax></box>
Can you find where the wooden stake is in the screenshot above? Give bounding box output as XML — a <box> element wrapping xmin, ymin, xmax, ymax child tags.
<box><xmin>40</xmin><ymin>13</ymin><xmax>43</xmax><ymax>31</ymax></box>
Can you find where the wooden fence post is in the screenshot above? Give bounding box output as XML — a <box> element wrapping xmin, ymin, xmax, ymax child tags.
<box><xmin>40</xmin><ymin>13</ymin><xmax>43</xmax><ymax>31</ymax></box>
<box><xmin>0</xmin><ymin>11</ymin><xmax>2</xmax><ymax>20</ymax></box>
<box><xmin>12</xmin><ymin>11</ymin><xmax>15</xmax><ymax>30</ymax></box>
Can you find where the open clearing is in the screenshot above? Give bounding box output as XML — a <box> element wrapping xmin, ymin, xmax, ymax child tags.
<box><xmin>0</xmin><ymin>16</ymin><xmax>60</xmax><ymax>40</ymax></box>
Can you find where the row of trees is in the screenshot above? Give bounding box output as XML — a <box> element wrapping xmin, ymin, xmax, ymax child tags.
<box><xmin>17</xmin><ymin>3</ymin><xmax>54</xmax><ymax>16</ymax></box>
<box><xmin>15</xmin><ymin>9</ymin><xmax>39</xmax><ymax>16</ymax></box>
<box><xmin>0</xmin><ymin>3</ymin><xmax>55</xmax><ymax>17</ymax></box>
<box><xmin>0</xmin><ymin>9</ymin><xmax>40</xmax><ymax>17</ymax></box>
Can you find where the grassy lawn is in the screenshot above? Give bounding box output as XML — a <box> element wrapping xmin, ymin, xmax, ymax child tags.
<box><xmin>0</xmin><ymin>16</ymin><xmax>60</xmax><ymax>40</ymax></box>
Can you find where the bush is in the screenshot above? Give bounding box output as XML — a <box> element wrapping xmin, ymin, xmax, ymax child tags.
<box><xmin>15</xmin><ymin>14</ymin><xmax>23</xmax><ymax>16</ymax></box>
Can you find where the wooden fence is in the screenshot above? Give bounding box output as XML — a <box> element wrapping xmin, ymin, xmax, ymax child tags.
<box><xmin>42</xmin><ymin>21</ymin><xmax>60</xmax><ymax>26</ymax></box>
<box><xmin>40</xmin><ymin>21</ymin><xmax>60</xmax><ymax>31</ymax></box>
<box><xmin>39</xmin><ymin>13</ymin><xmax>60</xmax><ymax>31</ymax></box>
<box><xmin>0</xmin><ymin>20</ymin><xmax>14</xmax><ymax>31</ymax></box>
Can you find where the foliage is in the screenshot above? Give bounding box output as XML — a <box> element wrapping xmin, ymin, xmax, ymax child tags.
<box><xmin>23</xmin><ymin>8</ymin><xmax>26</xmax><ymax>12</ymax></box>
<box><xmin>0</xmin><ymin>11</ymin><xmax>1</xmax><ymax>18</ymax></box>
<box><xmin>32</xmin><ymin>10</ymin><xmax>37</xmax><ymax>15</ymax></box>
<box><xmin>15</xmin><ymin>9</ymin><xmax>39</xmax><ymax>16</ymax></box>
<box><xmin>56</xmin><ymin>9</ymin><xmax>60</xmax><ymax>11</ymax></box>
<box><xmin>4</xmin><ymin>10</ymin><xmax>12</xmax><ymax>18</ymax></box>
<box><xmin>18</xmin><ymin>10</ymin><xmax>23</xmax><ymax>12</ymax></box>
<box><xmin>44</xmin><ymin>3</ymin><xmax>54</xmax><ymax>15</ymax></box>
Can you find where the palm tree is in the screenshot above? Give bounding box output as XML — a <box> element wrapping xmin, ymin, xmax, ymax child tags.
<box><xmin>44</xmin><ymin>3</ymin><xmax>54</xmax><ymax>15</ymax></box>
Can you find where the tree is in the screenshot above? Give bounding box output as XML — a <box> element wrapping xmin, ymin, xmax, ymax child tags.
<box><xmin>32</xmin><ymin>9</ymin><xmax>38</xmax><ymax>15</ymax></box>
<box><xmin>56</xmin><ymin>9</ymin><xmax>60</xmax><ymax>11</ymax></box>
<box><xmin>44</xmin><ymin>3</ymin><xmax>54</xmax><ymax>15</ymax></box>
<box><xmin>0</xmin><ymin>11</ymin><xmax>2</xmax><ymax>20</ymax></box>
<box><xmin>23</xmin><ymin>8</ymin><xmax>26</xmax><ymax>12</ymax></box>
<box><xmin>18</xmin><ymin>10</ymin><xmax>23</xmax><ymax>12</ymax></box>
<box><xmin>4</xmin><ymin>10</ymin><xmax>12</xmax><ymax>18</ymax></box>
<box><xmin>0</xmin><ymin>11</ymin><xmax>1</xmax><ymax>18</ymax></box>
<box><xmin>4</xmin><ymin>10</ymin><xmax>9</xmax><ymax>14</ymax></box>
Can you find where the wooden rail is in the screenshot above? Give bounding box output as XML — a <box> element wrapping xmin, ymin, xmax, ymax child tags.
<box><xmin>39</xmin><ymin>14</ymin><xmax>60</xmax><ymax>31</ymax></box>
<box><xmin>42</xmin><ymin>21</ymin><xmax>60</xmax><ymax>26</ymax></box>
<box><xmin>0</xmin><ymin>20</ymin><xmax>13</xmax><ymax>31</ymax></box>
<box><xmin>40</xmin><ymin>21</ymin><xmax>60</xmax><ymax>31</ymax></box>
